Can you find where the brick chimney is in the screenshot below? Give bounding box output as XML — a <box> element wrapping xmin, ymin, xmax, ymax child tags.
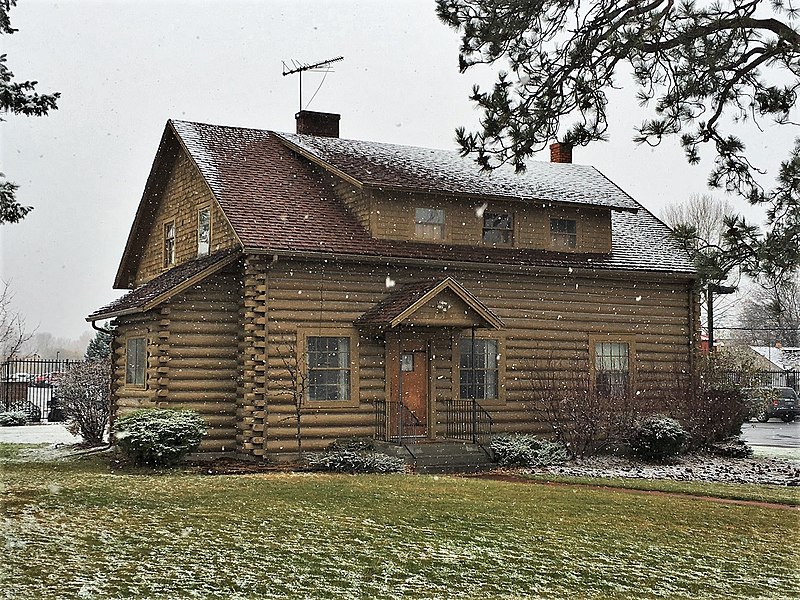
<box><xmin>549</xmin><ymin>142</ymin><xmax>573</xmax><ymax>164</ymax></box>
<box><xmin>295</xmin><ymin>110</ymin><xmax>340</xmax><ymax>138</ymax></box>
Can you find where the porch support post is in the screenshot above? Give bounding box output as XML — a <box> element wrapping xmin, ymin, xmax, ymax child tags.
<box><xmin>471</xmin><ymin>325</ymin><xmax>477</xmax><ymax>444</ymax></box>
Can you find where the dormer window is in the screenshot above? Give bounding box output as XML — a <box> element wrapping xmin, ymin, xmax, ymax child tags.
<box><xmin>483</xmin><ymin>212</ymin><xmax>513</xmax><ymax>245</ymax></box>
<box><xmin>198</xmin><ymin>207</ymin><xmax>211</xmax><ymax>256</ymax></box>
<box><xmin>415</xmin><ymin>208</ymin><xmax>445</xmax><ymax>240</ymax></box>
<box><xmin>550</xmin><ymin>218</ymin><xmax>577</xmax><ymax>248</ymax></box>
<box><xmin>164</xmin><ymin>221</ymin><xmax>176</xmax><ymax>267</ymax></box>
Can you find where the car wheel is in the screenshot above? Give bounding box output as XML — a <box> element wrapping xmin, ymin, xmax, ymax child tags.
<box><xmin>756</xmin><ymin>410</ymin><xmax>770</xmax><ymax>423</ymax></box>
<box><xmin>781</xmin><ymin>414</ymin><xmax>796</xmax><ymax>423</ymax></box>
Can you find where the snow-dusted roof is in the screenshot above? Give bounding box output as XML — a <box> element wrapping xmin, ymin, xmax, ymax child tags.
<box><xmin>751</xmin><ymin>347</ymin><xmax>800</xmax><ymax>371</ymax></box>
<box><xmin>163</xmin><ymin>120</ymin><xmax>694</xmax><ymax>274</ymax></box>
<box><xmin>276</xmin><ymin>133</ymin><xmax>640</xmax><ymax>212</ymax></box>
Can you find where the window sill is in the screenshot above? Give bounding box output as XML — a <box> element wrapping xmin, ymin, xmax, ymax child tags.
<box><xmin>303</xmin><ymin>400</ymin><xmax>360</xmax><ymax>410</ymax></box>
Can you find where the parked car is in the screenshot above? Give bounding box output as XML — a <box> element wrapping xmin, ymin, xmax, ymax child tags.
<box><xmin>745</xmin><ymin>387</ymin><xmax>800</xmax><ymax>423</ymax></box>
<box><xmin>33</xmin><ymin>371</ymin><xmax>66</xmax><ymax>387</ymax></box>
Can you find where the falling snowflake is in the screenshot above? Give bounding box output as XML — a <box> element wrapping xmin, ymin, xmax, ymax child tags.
<box><xmin>385</xmin><ymin>276</ymin><xmax>395</xmax><ymax>288</ymax></box>
<box><xmin>635</xmin><ymin>296</ymin><xmax>642</xmax><ymax>301</ymax></box>
<box><xmin>475</xmin><ymin>202</ymin><xmax>488</xmax><ymax>218</ymax></box>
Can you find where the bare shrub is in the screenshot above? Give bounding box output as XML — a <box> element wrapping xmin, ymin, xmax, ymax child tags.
<box><xmin>526</xmin><ymin>353</ymin><xmax>645</xmax><ymax>457</ymax></box>
<box><xmin>661</xmin><ymin>355</ymin><xmax>750</xmax><ymax>448</ymax></box>
<box><xmin>57</xmin><ymin>358</ymin><xmax>111</xmax><ymax>446</ymax></box>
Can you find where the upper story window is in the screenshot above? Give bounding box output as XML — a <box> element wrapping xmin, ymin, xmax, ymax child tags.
<box><xmin>125</xmin><ymin>337</ymin><xmax>146</xmax><ymax>387</ymax></box>
<box><xmin>415</xmin><ymin>208</ymin><xmax>445</xmax><ymax>241</ymax></box>
<box><xmin>307</xmin><ymin>336</ymin><xmax>351</xmax><ymax>402</ymax></box>
<box><xmin>594</xmin><ymin>341</ymin><xmax>630</xmax><ymax>398</ymax></box>
<box><xmin>164</xmin><ymin>221</ymin><xmax>176</xmax><ymax>267</ymax></box>
<box><xmin>483</xmin><ymin>212</ymin><xmax>513</xmax><ymax>245</ymax></box>
<box><xmin>197</xmin><ymin>208</ymin><xmax>211</xmax><ymax>257</ymax></box>
<box><xmin>550</xmin><ymin>218</ymin><xmax>577</xmax><ymax>248</ymax></box>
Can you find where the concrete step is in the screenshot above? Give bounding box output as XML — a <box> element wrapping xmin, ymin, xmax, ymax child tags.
<box><xmin>374</xmin><ymin>440</ymin><xmax>495</xmax><ymax>474</ymax></box>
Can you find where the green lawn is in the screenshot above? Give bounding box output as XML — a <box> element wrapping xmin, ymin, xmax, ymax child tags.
<box><xmin>1</xmin><ymin>456</ymin><xmax>798</xmax><ymax>599</ymax></box>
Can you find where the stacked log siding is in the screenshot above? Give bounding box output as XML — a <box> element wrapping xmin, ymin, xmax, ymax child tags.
<box><xmin>253</xmin><ymin>257</ymin><xmax>695</xmax><ymax>453</ymax></box>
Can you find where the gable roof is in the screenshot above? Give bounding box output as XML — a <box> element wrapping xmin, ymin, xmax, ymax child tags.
<box><xmin>276</xmin><ymin>132</ymin><xmax>640</xmax><ymax>212</ymax></box>
<box><xmin>356</xmin><ymin>277</ymin><xmax>504</xmax><ymax>329</ymax></box>
<box><xmin>114</xmin><ymin>119</ymin><xmax>694</xmax><ymax>290</ymax></box>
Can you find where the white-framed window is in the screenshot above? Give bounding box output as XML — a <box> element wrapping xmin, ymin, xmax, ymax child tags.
<box><xmin>415</xmin><ymin>208</ymin><xmax>445</xmax><ymax>240</ymax></box>
<box><xmin>307</xmin><ymin>336</ymin><xmax>351</xmax><ymax>402</ymax></box>
<box><xmin>483</xmin><ymin>212</ymin><xmax>513</xmax><ymax>245</ymax></box>
<box><xmin>164</xmin><ymin>221</ymin><xmax>176</xmax><ymax>267</ymax></box>
<box><xmin>594</xmin><ymin>341</ymin><xmax>630</xmax><ymax>397</ymax></box>
<box><xmin>459</xmin><ymin>338</ymin><xmax>499</xmax><ymax>400</ymax></box>
<box><xmin>125</xmin><ymin>337</ymin><xmax>146</xmax><ymax>387</ymax></box>
<box><xmin>550</xmin><ymin>218</ymin><xmax>577</xmax><ymax>248</ymax></box>
<box><xmin>197</xmin><ymin>207</ymin><xmax>211</xmax><ymax>256</ymax></box>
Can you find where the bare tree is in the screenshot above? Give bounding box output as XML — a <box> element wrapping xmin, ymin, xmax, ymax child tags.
<box><xmin>0</xmin><ymin>280</ymin><xmax>33</xmax><ymax>362</ymax></box>
<box><xmin>277</xmin><ymin>341</ymin><xmax>308</xmax><ymax>457</ymax></box>
<box><xmin>58</xmin><ymin>358</ymin><xmax>111</xmax><ymax>446</ymax></box>
<box><xmin>734</xmin><ymin>274</ymin><xmax>800</xmax><ymax>346</ymax></box>
<box><xmin>662</xmin><ymin>194</ymin><xmax>735</xmax><ymax>251</ymax></box>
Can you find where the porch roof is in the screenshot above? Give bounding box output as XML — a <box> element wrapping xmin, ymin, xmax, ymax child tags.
<box><xmin>87</xmin><ymin>249</ymin><xmax>240</xmax><ymax>321</ymax></box>
<box><xmin>355</xmin><ymin>277</ymin><xmax>504</xmax><ymax>330</ymax></box>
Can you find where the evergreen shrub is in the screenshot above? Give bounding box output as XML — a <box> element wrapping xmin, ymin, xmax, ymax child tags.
<box><xmin>490</xmin><ymin>433</ymin><xmax>569</xmax><ymax>467</ymax></box>
<box><xmin>0</xmin><ymin>411</ymin><xmax>28</xmax><ymax>427</ymax></box>
<box><xmin>307</xmin><ymin>449</ymin><xmax>405</xmax><ymax>474</ymax></box>
<box><xmin>630</xmin><ymin>415</ymin><xmax>687</xmax><ymax>461</ymax></box>
<box><xmin>114</xmin><ymin>409</ymin><xmax>206</xmax><ymax>466</ymax></box>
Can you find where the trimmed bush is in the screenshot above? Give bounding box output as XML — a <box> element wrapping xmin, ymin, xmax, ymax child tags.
<box><xmin>114</xmin><ymin>409</ymin><xmax>206</xmax><ymax>466</ymax></box>
<box><xmin>0</xmin><ymin>411</ymin><xmax>28</xmax><ymax>427</ymax></box>
<box><xmin>327</xmin><ymin>437</ymin><xmax>375</xmax><ymax>453</ymax></box>
<box><xmin>490</xmin><ymin>434</ymin><xmax>569</xmax><ymax>467</ymax></box>
<box><xmin>307</xmin><ymin>450</ymin><xmax>405</xmax><ymax>474</ymax></box>
<box><xmin>630</xmin><ymin>415</ymin><xmax>687</xmax><ymax>461</ymax></box>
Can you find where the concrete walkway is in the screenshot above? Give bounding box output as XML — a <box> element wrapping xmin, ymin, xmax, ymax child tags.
<box><xmin>0</xmin><ymin>424</ymin><xmax>82</xmax><ymax>445</ymax></box>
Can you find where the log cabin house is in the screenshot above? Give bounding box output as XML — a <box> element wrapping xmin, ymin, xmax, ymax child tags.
<box><xmin>88</xmin><ymin>111</ymin><xmax>698</xmax><ymax>458</ymax></box>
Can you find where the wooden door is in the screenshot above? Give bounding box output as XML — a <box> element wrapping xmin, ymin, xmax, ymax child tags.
<box><xmin>399</xmin><ymin>342</ymin><xmax>428</xmax><ymax>436</ymax></box>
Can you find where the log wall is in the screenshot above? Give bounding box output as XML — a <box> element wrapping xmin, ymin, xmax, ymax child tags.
<box><xmin>113</xmin><ymin>265</ymin><xmax>242</xmax><ymax>452</ymax></box>
<box><xmin>133</xmin><ymin>150</ymin><xmax>238</xmax><ymax>286</ymax></box>
<box><xmin>251</xmin><ymin>257</ymin><xmax>696</xmax><ymax>454</ymax></box>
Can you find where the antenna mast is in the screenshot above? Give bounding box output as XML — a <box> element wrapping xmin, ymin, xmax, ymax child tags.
<box><xmin>282</xmin><ymin>56</ymin><xmax>344</xmax><ymax>111</ymax></box>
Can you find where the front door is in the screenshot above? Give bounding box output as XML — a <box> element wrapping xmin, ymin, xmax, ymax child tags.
<box><xmin>399</xmin><ymin>341</ymin><xmax>428</xmax><ymax>437</ymax></box>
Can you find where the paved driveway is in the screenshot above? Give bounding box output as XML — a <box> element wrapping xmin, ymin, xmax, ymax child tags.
<box><xmin>740</xmin><ymin>421</ymin><xmax>800</xmax><ymax>460</ymax></box>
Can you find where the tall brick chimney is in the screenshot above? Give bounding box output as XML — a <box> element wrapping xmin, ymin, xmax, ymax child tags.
<box><xmin>295</xmin><ymin>110</ymin><xmax>340</xmax><ymax>138</ymax></box>
<box><xmin>549</xmin><ymin>142</ymin><xmax>573</xmax><ymax>164</ymax></box>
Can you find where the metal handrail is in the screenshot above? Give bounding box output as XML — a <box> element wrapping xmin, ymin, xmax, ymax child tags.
<box><xmin>444</xmin><ymin>398</ymin><xmax>493</xmax><ymax>458</ymax></box>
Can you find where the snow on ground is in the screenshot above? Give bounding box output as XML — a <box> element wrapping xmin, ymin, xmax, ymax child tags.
<box><xmin>535</xmin><ymin>453</ymin><xmax>800</xmax><ymax>486</ymax></box>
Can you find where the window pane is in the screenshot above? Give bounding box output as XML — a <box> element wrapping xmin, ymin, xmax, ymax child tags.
<box><xmin>483</xmin><ymin>213</ymin><xmax>513</xmax><ymax>244</ymax></box>
<box><xmin>306</xmin><ymin>336</ymin><xmax>350</xmax><ymax>401</ymax></box>
<box><xmin>459</xmin><ymin>338</ymin><xmax>499</xmax><ymax>400</ymax></box>
<box><xmin>126</xmin><ymin>338</ymin><xmax>145</xmax><ymax>386</ymax></box>
<box><xmin>198</xmin><ymin>209</ymin><xmax>210</xmax><ymax>256</ymax></box>
<box><xmin>164</xmin><ymin>222</ymin><xmax>176</xmax><ymax>267</ymax></box>
<box><xmin>415</xmin><ymin>208</ymin><xmax>445</xmax><ymax>240</ymax></box>
<box><xmin>550</xmin><ymin>218</ymin><xmax>577</xmax><ymax>248</ymax></box>
<box><xmin>595</xmin><ymin>342</ymin><xmax>629</xmax><ymax>397</ymax></box>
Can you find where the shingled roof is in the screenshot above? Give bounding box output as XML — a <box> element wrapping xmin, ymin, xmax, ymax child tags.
<box><xmin>276</xmin><ymin>132</ymin><xmax>640</xmax><ymax>212</ymax></box>
<box><xmin>90</xmin><ymin>249</ymin><xmax>239</xmax><ymax>320</ymax></box>
<box><xmin>165</xmin><ymin>120</ymin><xmax>693</xmax><ymax>275</ymax></box>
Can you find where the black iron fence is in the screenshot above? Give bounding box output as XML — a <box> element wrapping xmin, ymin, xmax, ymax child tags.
<box><xmin>721</xmin><ymin>370</ymin><xmax>799</xmax><ymax>392</ymax></box>
<box><xmin>1</xmin><ymin>358</ymin><xmax>80</xmax><ymax>422</ymax></box>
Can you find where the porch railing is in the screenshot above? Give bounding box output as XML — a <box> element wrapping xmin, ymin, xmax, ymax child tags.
<box><xmin>373</xmin><ymin>399</ymin><xmax>426</xmax><ymax>457</ymax></box>
<box><xmin>443</xmin><ymin>399</ymin><xmax>493</xmax><ymax>458</ymax></box>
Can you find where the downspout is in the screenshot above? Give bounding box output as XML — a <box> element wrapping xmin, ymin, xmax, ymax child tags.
<box><xmin>471</xmin><ymin>325</ymin><xmax>477</xmax><ymax>444</ymax></box>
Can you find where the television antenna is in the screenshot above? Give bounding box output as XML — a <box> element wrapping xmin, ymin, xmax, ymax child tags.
<box><xmin>282</xmin><ymin>56</ymin><xmax>344</xmax><ymax>111</ymax></box>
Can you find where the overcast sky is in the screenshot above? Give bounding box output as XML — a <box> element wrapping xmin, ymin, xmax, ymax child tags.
<box><xmin>1</xmin><ymin>0</ymin><xmax>795</xmax><ymax>341</ymax></box>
